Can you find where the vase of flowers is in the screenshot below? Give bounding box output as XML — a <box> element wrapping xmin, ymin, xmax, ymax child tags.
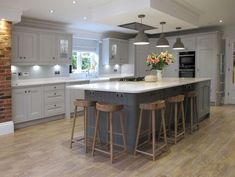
<box><xmin>145</xmin><ymin>51</ymin><xmax>174</xmax><ymax>81</ymax></box>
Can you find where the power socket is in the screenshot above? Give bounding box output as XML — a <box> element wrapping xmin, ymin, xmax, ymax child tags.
<box><xmin>54</xmin><ymin>71</ymin><xmax>60</xmax><ymax>75</ymax></box>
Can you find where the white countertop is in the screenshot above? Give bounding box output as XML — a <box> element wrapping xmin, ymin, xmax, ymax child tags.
<box><xmin>11</xmin><ymin>74</ymin><xmax>134</xmax><ymax>87</ymax></box>
<box><xmin>67</xmin><ymin>78</ymin><xmax>211</xmax><ymax>93</ymax></box>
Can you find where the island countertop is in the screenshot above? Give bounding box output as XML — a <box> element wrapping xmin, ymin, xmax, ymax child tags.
<box><xmin>67</xmin><ymin>78</ymin><xmax>210</xmax><ymax>93</ymax></box>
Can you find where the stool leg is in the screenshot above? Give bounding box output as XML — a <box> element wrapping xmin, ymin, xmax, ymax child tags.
<box><xmin>84</xmin><ymin>107</ymin><xmax>88</xmax><ymax>153</ymax></box>
<box><xmin>152</xmin><ymin>110</ymin><xmax>156</xmax><ymax>161</ymax></box>
<box><xmin>148</xmin><ymin>113</ymin><xmax>152</xmax><ymax>143</ymax></box>
<box><xmin>70</xmin><ymin>106</ymin><xmax>77</xmax><ymax>148</ymax></box>
<box><xmin>92</xmin><ymin>110</ymin><xmax>100</xmax><ymax>157</ymax></box>
<box><xmin>120</xmin><ymin>111</ymin><xmax>127</xmax><ymax>152</ymax></box>
<box><xmin>190</xmin><ymin>98</ymin><xmax>193</xmax><ymax>134</ymax></box>
<box><xmin>194</xmin><ymin>97</ymin><xmax>199</xmax><ymax>130</ymax></box>
<box><xmin>134</xmin><ymin>109</ymin><xmax>143</xmax><ymax>156</ymax></box>
<box><xmin>174</xmin><ymin>103</ymin><xmax>178</xmax><ymax>144</ymax></box>
<box><xmin>109</xmin><ymin>112</ymin><xmax>113</xmax><ymax>163</ymax></box>
<box><xmin>181</xmin><ymin>102</ymin><xmax>186</xmax><ymax>136</ymax></box>
<box><xmin>161</xmin><ymin>108</ymin><xmax>167</xmax><ymax>146</ymax></box>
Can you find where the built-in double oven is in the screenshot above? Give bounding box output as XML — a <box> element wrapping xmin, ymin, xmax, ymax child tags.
<box><xmin>179</xmin><ymin>51</ymin><xmax>195</xmax><ymax>78</ymax></box>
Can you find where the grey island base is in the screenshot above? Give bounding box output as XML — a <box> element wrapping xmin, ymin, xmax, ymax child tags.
<box><xmin>67</xmin><ymin>78</ymin><xmax>211</xmax><ymax>152</ymax></box>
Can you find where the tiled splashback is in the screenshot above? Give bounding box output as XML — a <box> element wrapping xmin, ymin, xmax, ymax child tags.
<box><xmin>11</xmin><ymin>65</ymin><xmax>70</xmax><ymax>80</ymax></box>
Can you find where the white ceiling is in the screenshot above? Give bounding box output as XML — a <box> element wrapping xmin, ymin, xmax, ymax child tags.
<box><xmin>0</xmin><ymin>0</ymin><xmax>234</xmax><ymax>34</ymax></box>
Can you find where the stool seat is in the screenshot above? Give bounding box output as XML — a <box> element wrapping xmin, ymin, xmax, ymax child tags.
<box><xmin>96</xmin><ymin>102</ymin><xmax>123</xmax><ymax>112</ymax></box>
<box><xmin>135</xmin><ymin>100</ymin><xmax>168</xmax><ymax>161</ymax></box>
<box><xmin>140</xmin><ymin>100</ymin><xmax>165</xmax><ymax>110</ymax></box>
<box><xmin>167</xmin><ymin>95</ymin><xmax>185</xmax><ymax>103</ymax></box>
<box><xmin>185</xmin><ymin>91</ymin><xmax>198</xmax><ymax>98</ymax></box>
<box><xmin>74</xmin><ymin>99</ymin><xmax>96</xmax><ymax>107</ymax></box>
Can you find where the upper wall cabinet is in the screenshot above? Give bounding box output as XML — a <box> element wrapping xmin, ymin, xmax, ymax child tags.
<box><xmin>12</xmin><ymin>29</ymin><xmax>72</xmax><ymax>65</ymax></box>
<box><xmin>181</xmin><ymin>36</ymin><xmax>196</xmax><ymax>51</ymax></box>
<box><xmin>12</xmin><ymin>32</ymin><xmax>38</xmax><ymax>63</ymax></box>
<box><xmin>40</xmin><ymin>33</ymin><xmax>72</xmax><ymax>64</ymax></box>
<box><xmin>102</xmin><ymin>38</ymin><xmax>129</xmax><ymax>65</ymax></box>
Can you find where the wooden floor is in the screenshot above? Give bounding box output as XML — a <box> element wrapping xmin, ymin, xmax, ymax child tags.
<box><xmin>0</xmin><ymin>105</ymin><xmax>235</xmax><ymax>177</ymax></box>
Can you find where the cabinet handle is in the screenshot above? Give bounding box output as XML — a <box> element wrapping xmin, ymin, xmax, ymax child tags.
<box><xmin>53</xmin><ymin>57</ymin><xmax>55</xmax><ymax>59</ymax></box>
<box><xmin>28</xmin><ymin>90</ymin><xmax>31</xmax><ymax>93</ymax></box>
<box><xmin>54</xmin><ymin>86</ymin><xmax>56</xmax><ymax>89</ymax></box>
<box><xmin>23</xmin><ymin>57</ymin><xmax>26</xmax><ymax>59</ymax></box>
<box><xmin>54</xmin><ymin>104</ymin><xmax>56</xmax><ymax>107</ymax></box>
<box><xmin>25</xmin><ymin>91</ymin><xmax>27</xmax><ymax>93</ymax></box>
<box><xmin>20</xmin><ymin>57</ymin><xmax>22</xmax><ymax>59</ymax></box>
<box><xmin>54</xmin><ymin>93</ymin><xmax>56</xmax><ymax>96</ymax></box>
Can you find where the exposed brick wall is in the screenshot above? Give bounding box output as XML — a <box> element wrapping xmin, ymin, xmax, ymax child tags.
<box><xmin>0</xmin><ymin>20</ymin><xmax>12</xmax><ymax>123</ymax></box>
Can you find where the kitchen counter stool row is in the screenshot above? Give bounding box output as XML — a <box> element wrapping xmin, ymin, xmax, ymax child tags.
<box><xmin>70</xmin><ymin>90</ymin><xmax>199</xmax><ymax>163</ymax></box>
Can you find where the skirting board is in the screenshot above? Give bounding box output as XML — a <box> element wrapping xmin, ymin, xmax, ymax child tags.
<box><xmin>0</xmin><ymin>121</ymin><xmax>14</xmax><ymax>136</ymax></box>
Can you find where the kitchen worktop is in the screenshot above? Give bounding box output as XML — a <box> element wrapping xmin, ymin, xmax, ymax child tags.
<box><xmin>11</xmin><ymin>74</ymin><xmax>134</xmax><ymax>87</ymax></box>
<box><xmin>67</xmin><ymin>78</ymin><xmax>211</xmax><ymax>93</ymax></box>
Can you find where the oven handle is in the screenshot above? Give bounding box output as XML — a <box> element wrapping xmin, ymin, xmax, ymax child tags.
<box><xmin>179</xmin><ymin>54</ymin><xmax>195</xmax><ymax>57</ymax></box>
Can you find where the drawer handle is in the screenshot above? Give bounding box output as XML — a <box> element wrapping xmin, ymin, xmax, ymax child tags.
<box><xmin>54</xmin><ymin>93</ymin><xmax>56</xmax><ymax>96</ymax></box>
<box><xmin>54</xmin><ymin>104</ymin><xmax>56</xmax><ymax>107</ymax></box>
<box><xmin>54</xmin><ymin>86</ymin><xmax>56</xmax><ymax>89</ymax></box>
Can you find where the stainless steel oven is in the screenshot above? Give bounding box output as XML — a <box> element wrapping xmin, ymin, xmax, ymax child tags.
<box><xmin>179</xmin><ymin>51</ymin><xmax>195</xmax><ymax>78</ymax></box>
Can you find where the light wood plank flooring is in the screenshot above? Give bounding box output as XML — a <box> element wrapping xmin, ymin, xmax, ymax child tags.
<box><xmin>0</xmin><ymin>105</ymin><xmax>235</xmax><ymax>177</ymax></box>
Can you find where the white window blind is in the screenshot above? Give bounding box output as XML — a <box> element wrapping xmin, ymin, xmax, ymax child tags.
<box><xmin>73</xmin><ymin>38</ymin><xmax>98</xmax><ymax>52</ymax></box>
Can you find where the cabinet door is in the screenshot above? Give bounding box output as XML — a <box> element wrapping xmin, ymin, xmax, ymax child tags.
<box><xmin>197</xmin><ymin>81</ymin><xmax>210</xmax><ymax>119</ymax></box>
<box><xmin>27</xmin><ymin>87</ymin><xmax>43</xmax><ymax>120</ymax></box>
<box><xmin>21</xmin><ymin>33</ymin><xmax>38</xmax><ymax>62</ymax></box>
<box><xmin>39</xmin><ymin>34</ymin><xmax>56</xmax><ymax>62</ymax></box>
<box><xmin>12</xmin><ymin>88</ymin><xmax>27</xmax><ymax>123</ymax></box>
<box><xmin>12</xmin><ymin>32</ymin><xmax>38</xmax><ymax>63</ymax></box>
<box><xmin>181</xmin><ymin>36</ymin><xmax>196</xmax><ymax>51</ymax></box>
<box><xmin>56</xmin><ymin>35</ymin><xmax>72</xmax><ymax>63</ymax></box>
<box><xmin>119</xmin><ymin>41</ymin><xmax>128</xmax><ymax>64</ymax></box>
<box><xmin>109</xmin><ymin>40</ymin><xmax>120</xmax><ymax>64</ymax></box>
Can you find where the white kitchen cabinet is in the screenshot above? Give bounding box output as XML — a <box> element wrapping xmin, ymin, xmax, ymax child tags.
<box><xmin>12</xmin><ymin>32</ymin><xmax>38</xmax><ymax>63</ymax></box>
<box><xmin>39</xmin><ymin>33</ymin><xmax>56</xmax><ymax>62</ymax></box>
<box><xmin>102</xmin><ymin>38</ymin><xmax>128</xmax><ymax>65</ymax></box>
<box><xmin>44</xmin><ymin>84</ymin><xmax>65</xmax><ymax>117</ymax></box>
<box><xmin>56</xmin><ymin>35</ymin><xmax>72</xmax><ymax>63</ymax></box>
<box><xmin>181</xmin><ymin>36</ymin><xmax>196</xmax><ymax>51</ymax></box>
<box><xmin>12</xmin><ymin>86</ymin><xmax>43</xmax><ymax>123</ymax></box>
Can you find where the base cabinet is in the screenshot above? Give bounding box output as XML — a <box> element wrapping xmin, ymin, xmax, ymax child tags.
<box><xmin>12</xmin><ymin>86</ymin><xmax>43</xmax><ymax>123</ymax></box>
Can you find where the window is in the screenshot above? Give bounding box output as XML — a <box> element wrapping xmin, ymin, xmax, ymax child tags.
<box><xmin>72</xmin><ymin>51</ymin><xmax>98</xmax><ymax>73</ymax></box>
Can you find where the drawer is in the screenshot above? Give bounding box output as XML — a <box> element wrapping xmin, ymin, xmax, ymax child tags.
<box><xmin>44</xmin><ymin>84</ymin><xmax>64</xmax><ymax>91</ymax></box>
<box><xmin>44</xmin><ymin>102</ymin><xmax>65</xmax><ymax>117</ymax></box>
<box><xmin>44</xmin><ymin>91</ymin><xmax>65</xmax><ymax>103</ymax></box>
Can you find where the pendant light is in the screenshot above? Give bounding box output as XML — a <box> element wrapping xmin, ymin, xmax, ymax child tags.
<box><xmin>173</xmin><ymin>27</ymin><xmax>185</xmax><ymax>50</ymax></box>
<box><xmin>156</xmin><ymin>22</ymin><xmax>169</xmax><ymax>48</ymax></box>
<box><xmin>133</xmin><ymin>14</ymin><xmax>150</xmax><ymax>45</ymax></box>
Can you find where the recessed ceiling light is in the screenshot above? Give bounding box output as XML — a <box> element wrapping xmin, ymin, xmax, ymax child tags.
<box><xmin>219</xmin><ymin>19</ymin><xmax>223</xmax><ymax>23</ymax></box>
<box><xmin>49</xmin><ymin>10</ymin><xmax>54</xmax><ymax>14</ymax></box>
<box><xmin>83</xmin><ymin>16</ymin><xmax>87</xmax><ymax>20</ymax></box>
<box><xmin>72</xmin><ymin>0</ymin><xmax>76</xmax><ymax>4</ymax></box>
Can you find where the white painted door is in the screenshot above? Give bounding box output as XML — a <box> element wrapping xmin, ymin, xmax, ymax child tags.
<box><xmin>21</xmin><ymin>33</ymin><xmax>38</xmax><ymax>62</ymax></box>
<box><xmin>12</xmin><ymin>88</ymin><xmax>27</xmax><ymax>123</ymax></box>
<box><xmin>12</xmin><ymin>32</ymin><xmax>21</xmax><ymax>62</ymax></box>
<box><xmin>27</xmin><ymin>87</ymin><xmax>43</xmax><ymax>120</ymax></box>
<box><xmin>226</xmin><ymin>39</ymin><xmax>235</xmax><ymax>104</ymax></box>
<box><xmin>39</xmin><ymin>33</ymin><xmax>56</xmax><ymax>62</ymax></box>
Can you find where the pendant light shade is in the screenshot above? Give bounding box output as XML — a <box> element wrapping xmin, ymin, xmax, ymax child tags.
<box><xmin>173</xmin><ymin>27</ymin><xmax>185</xmax><ymax>50</ymax></box>
<box><xmin>133</xmin><ymin>14</ymin><xmax>150</xmax><ymax>45</ymax></box>
<box><xmin>156</xmin><ymin>22</ymin><xmax>169</xmax><ymax>48</ymax></box>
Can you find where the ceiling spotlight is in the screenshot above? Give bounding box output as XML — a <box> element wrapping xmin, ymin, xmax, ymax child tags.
<box><xmin>1</xmin><ymin>18</ymin><xmax>6</xmax><ymax>21</ymax></box>
<box><xmin>219</xmin><ymin>19</ymin><xmax>223</xmax><ymax>23</ymax></box>
<box><xmin>173</xmin><ymin>27</ymin><xmax>185</xmax><ymax>50</ymax></box>
<box><xmin>49</xmin><ymin>10</ymin><xmax>54</xmax><ymax>14</ymax></box>
<box><xmin>72</xmin><ymin>1</ymin><xmax>76</xmax><ymax>4</ymax></box>
<box><xmin>133</xmin><ymin>14</ymin><xmax>150</xmax><ymax>45</ymax></box>
<box><xmin>156</xmin><ymin>22</ymin><xmax>169</xmax><ymax>48</ymax></box>
<box><xmin>83</xmin><ymin>16</ymin><xmax>87</xmax><ymax>20</ymax></box>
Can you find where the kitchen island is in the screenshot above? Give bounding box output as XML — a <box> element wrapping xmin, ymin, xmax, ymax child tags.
<box><xmin>67</xmin><ymin>78</ymin><xmax>210</xmax><ymax>152</ymax></box>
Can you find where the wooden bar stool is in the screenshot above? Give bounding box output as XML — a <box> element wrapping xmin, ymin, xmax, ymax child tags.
<box><xmin>166</xmin><ymin>95</ymin><xmax>186</xmax><ymax>144</ymax></box>
<box><xmin>70</xmin><ymin>99</ymin><xmax>96</xmax><ymax>152</ymax></box>
<box><xmin>185</xmin><ymin>91</ymin><xmax>199</xmax><ymax>134</ymax></box>
<box><xmin>92</xmin><ymin>102</ymin><xmax>128</xmax><ymax>163</ymax></box>
<box><xmin>134</xmin><ymin>100</ymin><xmax>168</xmax><ymax>161</ymax></box>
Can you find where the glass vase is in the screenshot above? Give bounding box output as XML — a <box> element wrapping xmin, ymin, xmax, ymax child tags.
<box><xmin>156</xmin><ymin>69</ymin><xmax>163</xmax><ymax>80</ymax></box>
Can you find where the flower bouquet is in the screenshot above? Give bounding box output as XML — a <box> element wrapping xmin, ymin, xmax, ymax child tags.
<box><xmin>145</xmin><ymin>51</ymin><xmax>174</xmax><ymax>81</ymax></box>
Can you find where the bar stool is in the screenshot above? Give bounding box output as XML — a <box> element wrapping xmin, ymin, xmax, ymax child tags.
<box><xmin>166</xmin><ymin>95</ymin><xmax>186</xmax><ymax>144</ymax></box>
<box><xmin>92</xmin><ymin>102</ymin><xmax>128</xmax><ymax>163</ymax></box>
<box><xmin>185</xmin><ymin>91</ymin><xmax>199</xmax><ymax>134</ymax></box>
<box><xmin>134</xmin><ymin>100</ymin><xmax>168</xmax><ymax>161</ymax></box>
<box><xmin>70</xmin><ymin>99</ymin><xmax>96</xmax><ymax>152</ymax></box>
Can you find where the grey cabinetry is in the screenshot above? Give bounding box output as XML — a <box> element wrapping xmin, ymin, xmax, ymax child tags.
<box><xmin>102</xmin><ymin>38</ymin><xmax>128</xmax><ymax>65</ymax></box>
<box><xmin>12</xmin><ymin>32</ymin><xmax>38</xmax><ymax>63</ymax></box>
<box><xmin>39</xmin><ymin>33</ymin><xmax>56</xmax><ymax>62</ymax></box>
<box><xmin>12</xmin><ymin>86</ymin><xmax>43</xmax><ymax>123</ymax></box>
<box><xmin>196</xmin><ymin>81</ymin><xmax>210</xmax><ymax>119</ymax></box>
